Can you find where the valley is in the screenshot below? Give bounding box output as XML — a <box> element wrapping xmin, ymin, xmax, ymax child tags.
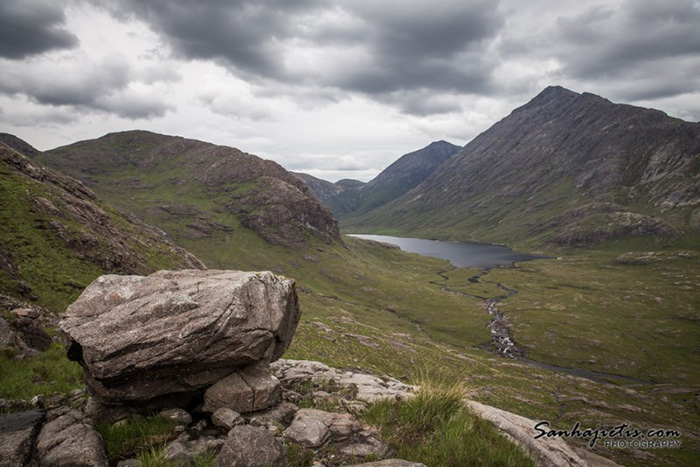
<box><xmin>1</xmin><ymin>86</ymin><xmax>698</xmax><ymax>466</ymax></box>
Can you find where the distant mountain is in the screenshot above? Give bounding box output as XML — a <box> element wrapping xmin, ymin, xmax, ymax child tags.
<box><xmin>296</xmin><ymin>141</ymin><xmax>460</xmax><ymax>219</ymax></box>
<box><xmin>335</xmin><ymin>179</ymin><xmax>365</xmax><ymax>190</ymax></box>
<box><xmin>39</xmin><ymin>131</ymin><xmax>340</xmax><ymax>249</ymax></box>
<box><xmin>344</xmin><ymin>86</ymin><xmax>700</xmax><ymax>246</ymax></box>
<box><xmin>0</xmin><ymin>137</ymin><xmax>204</xmax><ymax>310</ymax></box>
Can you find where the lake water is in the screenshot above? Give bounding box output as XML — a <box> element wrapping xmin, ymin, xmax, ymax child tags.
<box><xmin>348</xmin><ymin>234</ymin><xmax>549</xmax><ymax>269</ymax></box>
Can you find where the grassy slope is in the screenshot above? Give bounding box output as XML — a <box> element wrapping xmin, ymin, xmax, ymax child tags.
<box><xmin>0</xmin><ymin>161</ymin><xmax>197</xmax><ymax>311</ymax></box>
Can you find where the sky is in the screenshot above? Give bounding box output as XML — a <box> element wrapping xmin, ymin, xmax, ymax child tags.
<box><xmin>1</xmin><ymin>0</ymin><xmax>699</xmax><ymax>182</ymax></box>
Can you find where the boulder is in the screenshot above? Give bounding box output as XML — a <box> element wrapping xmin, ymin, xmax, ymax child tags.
<box><xmin>36</xmin><ymin>408</ymin><xmax>108</xmax><ymax>467</ymax></box>
<box><xmin>164</xmin><ymin>433</ymin><xmax>225</xmax><ymax>464</ymax></box>
<box><xmin>284</xmin><ymin>409</ymin><xmax>362</xmax><ymax>448</ymax></box>
<box><xmin>61</xmin><ymin>270</ymin><xmax>300</xmax><ymax>402</ymax></box>
<box><xmin>0</xmin><ymin>410</ymin><xmax>45</xmax><ymax>467</ymax></box>
<box><xmin>203</xmin><ymin>363</ymin><xmax>281</xmax><ymax>413</ymax></box>
<box><xmin>215</xmin><ymin>425</ymin><xmax>287</xmax><ymax>467</ymax></box>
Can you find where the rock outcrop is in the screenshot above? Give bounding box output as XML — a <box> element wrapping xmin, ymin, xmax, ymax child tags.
<box><xmin>61</xmin><ymin>270</ymin><xmax>300</xmax><ymax>406</ymax></box>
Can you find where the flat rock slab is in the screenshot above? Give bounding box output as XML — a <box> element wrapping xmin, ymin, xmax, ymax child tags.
<box><xmin>465</xmin><ymin>400</ymin><xmax>594</xmax><ymax>467</ymax></box>
<box><xmin>272</xmin><ymin>359</ymin><xmax>416</xmax><ymax>403</ymax></box>
<box><xmin>61</xmin><ymin>270</ymin><xmax>300</xmax><ymax>402</ymax></box>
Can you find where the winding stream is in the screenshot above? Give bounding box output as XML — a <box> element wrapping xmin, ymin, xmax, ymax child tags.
<box><xmin>352</xmin><ymin>234</ymin><xmax>657</xmax><ymax>385</ymax></box>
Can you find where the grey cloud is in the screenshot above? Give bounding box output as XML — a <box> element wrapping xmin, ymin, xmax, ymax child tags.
<box><xmin>97</xmin><ymin>0</ymin><xmax>504</xmax><ymax>113</ymax></box>
<box><xmin>556</xmin><ymin>0</ymin><xmax>700</xmax><ymax>81</ymax></box>
<box><xmin>0</xmin><ymin>56</ymin><xmax>131</xmax><ymax>107</ymax></box>
<box><xmin>95</xmin><ymin>93</ymin><xmax>172</xmax><ymax>119</ymax></box>
<box><xmin>0</xmin><ymin>0</ymin><xmax>78</xmax><ymax>59</ymax></box>
<box><xmin>0</xmin><ymin>55</ymin><xmax>172</xmax><ymax>120</ymax></box>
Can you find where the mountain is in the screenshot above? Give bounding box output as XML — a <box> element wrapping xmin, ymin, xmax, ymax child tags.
<box><xmin>297</xmin><ymin>141</ymin><xmax>460</xmax><ymax>219</ymax></box>
<box><xmin>39</xmin><ymin>131</ymin><xmax>340</xmax><ymax>249</ymax></box>
<box><xmin>0</xmin><ymin>137</ymin><xmax>204</xmax><ymax>310</ymax></box>
<box><xmin>344</xmin><ymin>86</ymin><xmax>700</xmax><ymax>246</ymax></box>
<box><xmin>335</xmin><ymin>179</ymin><xmax>365</xmax><ymax>189</ymax></box>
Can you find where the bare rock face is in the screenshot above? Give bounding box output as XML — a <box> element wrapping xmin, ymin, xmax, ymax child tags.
<box><xmin>61</xmin><ymin>270</ymin><xmax>300</xmax><ymax>403</ymax></box>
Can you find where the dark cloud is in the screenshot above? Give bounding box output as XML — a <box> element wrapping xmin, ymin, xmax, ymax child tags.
<box><xmin>556</xmin><ymin>0</ymin><xmax>700</xmax><ymax>82</ymax></box>
<box><xmin>0</xmin><ymin>0</ymin><xmax>78</xmax><ymax>59</ymax></box>
<box><xmin>0</xmin><ymin>55</ymin><xmax>171</xmax><ymax>120</ymax></box>
<box><xmin>97</xmin><ymin>0</ymin><xmax>504</xmax><ymax>111</ymax></box>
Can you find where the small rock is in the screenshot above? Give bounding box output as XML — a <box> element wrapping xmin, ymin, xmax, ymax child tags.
<box><xmin>340</xmin><ymin>435</ymin><xmax>391</xmax><ymax>458</ymax></box>
<box><xmin>245</xmin><ymin>401</ymin><xmax>298</xmax><ymax>426</ymax></box>
<box><xmin>212</xmin><ymin>407</ymin><xmax>243</xmax><ymax>430</ymax></box>
<box><xmin>159</xmin><ymin>408</ymin><xmax>192</xmax><ymax>426</ymax></box>
<box><xmin>10</xmin><ymin>308</ymin><xmax>41</xmax><ymax>320</ymax></box>
<box><xmin>284</xmin><ymin>410</ymin><xmax>332</xmax><ymax>448</ymax></box>
<box><xmin>215</xmin><ymin>425</ymin><xmax>286</xmax><ymax>467</ymax></box>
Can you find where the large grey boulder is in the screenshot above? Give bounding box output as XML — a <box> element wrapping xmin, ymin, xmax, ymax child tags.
<box><xmin>61</xmin><ymin>270</ymin><xmax>300</xmax><ymax>402</ymax></box>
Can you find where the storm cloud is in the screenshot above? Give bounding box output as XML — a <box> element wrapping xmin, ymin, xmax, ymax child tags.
<box><xmin>96</xmin><ymin>0</ymin><xmax>504</xmax><ymax>102</ymax></box>
<box><xmin>0</xmin><ymin>0</ymin><xmax>78</xmax><ymax>59</ymax></box>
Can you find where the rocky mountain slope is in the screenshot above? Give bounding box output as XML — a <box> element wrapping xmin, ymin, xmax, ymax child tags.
<box><xmin>39</xmin><ymin>131</ymin><xmax>340</xmax><ymax>248</ymax></box>
<box><xmin>344</xmin><ymin>87</ymin><xmax>700</xmax><ymax>246</ymax></box>
<box><xmin>296</xmin><ymin>142</ymin><xmax>460</xmax><ymax>219</ymax></box>
<box><xmin>0</xmin><ymin>137</ymin><xmax>204</xmax><ymax>310</ymax></box>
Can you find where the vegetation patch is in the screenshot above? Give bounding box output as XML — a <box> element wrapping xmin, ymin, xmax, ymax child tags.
<box><xmin>97</xmin><ymin>415</ymin><xmax>178</xmax><ymax>463</ymax></box>
<box><xmin>0</xmin><ymin>342</ymin><xmax>83</xmax><ymax>400</ymax></box>
<box><xmin>362</xmin><ymin>382</ymin><xmax>535</xmax><ymax>466</ymax></box>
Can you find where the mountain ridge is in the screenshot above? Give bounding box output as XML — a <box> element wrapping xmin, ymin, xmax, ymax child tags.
<box><xmin>297</xmin><ymin>140</ymin><xmax>461</xmax><ymax>219</ymax></box>
<box><xmin>39</xmin><ymin>130</ymin><xmax>341</xmax><ymax>248</ymax></box>
<box><xmin>343</xmin><ymin>86</ymin><xmax>700</xmax><ymax>246</ymax></box>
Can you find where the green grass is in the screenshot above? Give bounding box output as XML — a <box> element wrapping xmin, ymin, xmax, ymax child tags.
<box><xmin>137</xmin><ymin>445</ymin><xmax>216</xmax><ymax>467</ymax></box>
<box><xmin>0</xmin><ymin>342</ymin><xmax>83</xmax><ymax>400</ymax></box>
<box><xmin>97</xmin><ymin>415</ymin><xmax>178</xmax><ymax>463</ymax></box>
<box><xmin>363</xmin><ymin>381</ymin><xmax>535</xmax><ymax>466</ymax></box>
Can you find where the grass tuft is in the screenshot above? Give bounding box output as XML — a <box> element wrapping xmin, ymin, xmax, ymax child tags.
<box><xmin>98</xmin><ymin>415</ymin><xmax>177</xmax><ymax>463</ymax></box>
<box><xmin>363</xmin><ymin>383</ymin><xmax>534</xmax><ymax>467</ymax></box>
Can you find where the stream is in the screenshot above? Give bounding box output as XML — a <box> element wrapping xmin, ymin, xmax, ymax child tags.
<box><xmin>351</xmin><ymin>234</ymin><xmax>657</xmax><ymax>385</ymax></box>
